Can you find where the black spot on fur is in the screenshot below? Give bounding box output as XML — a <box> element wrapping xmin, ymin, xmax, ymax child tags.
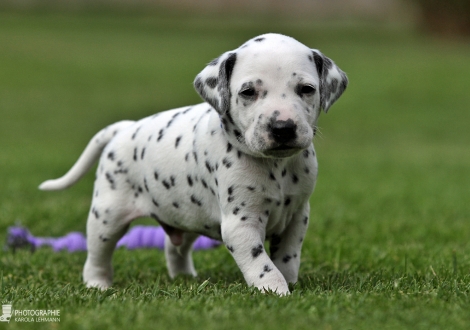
<box><xmin>190</xmin><ymin>195</ymin><xmax>203</xmax><ymax>206</ymax></box>
<box><xmin>205</xmin><ymin>160</ymin><xmax>212</xmax><ymax>173</ymax></box>
<box><xmin>205</xmin><ymin>77</ymin><xmax>218</xmax><ymax>88</ymax></box>
<box><xmin>226</xmin><ymin>245</ymin><xmax>234</xmax><ymax>253</ymax></box>
<box><xmin>133</xmin><ymin>148</ymin><xmax>138</xmax><ymax>161</ymax></box>
<box><xmin>283</xmin><ymin>255</ymin><xmax>292</xmax><ymax>263</ymax></box>
<box><xmin>152</xmin><ymin>198</ymin><xmax>159</xmax><ymax>207</ymax></box>
<box><xmin>251</xmin><ymin>244</ymin><xmax>263</xmax><ymax>258</ymax></box>
<box><xmin>107</xmin><ymin>151</ymin><xmax>115</xmax><ymax>161</ymax></box>
<box><xmin>154</xmin><ymin>171</ymin><xmax>159</xmax><ymax>181</ymax></box>
<box><xmin>141</xmin><ymin>147</ymin><xmax>146</xmax><ymax>160</ymax></box>
<box><xmin>259</xmin><ymin>265</ymin><xmax>270</xmax><ymax>278</ymax></box>
<box><xmin>234</xmin><ymin>130</ymin><xmax>242</xmax><ymax>141</ymax></box>
<box><xmin>222</xmin><ymin>157</ymin><xmax>232</xmax><ymax>168</ymax></box>
<box><xmin>166</xmin><ymin>112</ymin><xmax>180</xmax><ymax>129</ymax></box>
<box><xmin>144</xmin><ymin>177</ymin><xmax>149</xmax><ymax>192</ymax></box>
<box><xmin>175</xmin><ymin>136</ymin><xmax>182</xmax><ymax>148</ymax></box>
<box><xmin>157</xmin><ymin>129</ymin><xmax>164</xmax><ymax>142</ymax></box>
<box><xmin>233</xmin><ymin>207</ymin><xmax>240</xmax><ymax>215</ymax></box>
<box><xmin>172</xmin><ymin>202</ymin><xmax>179</xmax><ymax>208</ymax></box>
<box><xmin>187</xmin><ymin>175</ymin><xmax>193</xmax><ymax>186</ymax></box>
<box><xmin>227</xmin><ymin>143</ymin><xmax>233</xmax><ymax>153</ymax></box>
<box><xmin>292</xmin><ymin>174</ymin><xmax>299</xmax><ymax>184</ymax></box>
<box><xmin>162</xmin><ymin>180</ymin><xmax>171</xmax><ymax>190</ymax></box>
<box><xmin>114</xmin><ymin>168</ymin><xmax>128</xmax><ymax>175</ymax></box>
<box><xmin>254</xmin><ymin>37</ymin><xmax>265</xmax><ymax>42</ymax></box>
<box><xmin>105</xmin><ymin>172</ymin><xmax>116</xmax><ymax>189</ymax></box>
<box><xmin>131</xmin><ymin>126</ymin><xmax>141</xmax><ymax>140</ymax></box>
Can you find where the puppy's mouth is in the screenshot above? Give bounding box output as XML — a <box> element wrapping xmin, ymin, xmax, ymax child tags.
<box><xmin>271</xmin><ymin>144</ymin><xmax>295</xmax><ymax>151</ymax></box>
<box><xmin>263</xmin><ymin>144</ymin><xmax>302</xmax><ymax>158</ymax></box>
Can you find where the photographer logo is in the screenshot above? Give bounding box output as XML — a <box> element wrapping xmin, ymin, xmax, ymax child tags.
<box><xmin>0</xmin><ymin>302</ymin><xmax>60</xmax><ymax>323</ymax></box>
<box><xmin>0</xmin><ymin>303</ymin><xmax>12</xmax><ymax>323</ymax></box>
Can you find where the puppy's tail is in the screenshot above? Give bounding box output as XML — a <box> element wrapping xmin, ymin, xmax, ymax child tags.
<box><xmin>39</xmin><ymin>120</ymin><xmax>135</xmax><ymax>191</ymax></box>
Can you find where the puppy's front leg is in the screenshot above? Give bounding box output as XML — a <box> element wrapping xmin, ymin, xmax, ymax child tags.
<box><xmin>270</xmin><ymin>203</ymin><xmax>310</xmax><ymax>285</ymax></box>
<box><xmin>221</xmin><ymin>216</ymin><xmax>289</xmax><ymax>295</ymax></box>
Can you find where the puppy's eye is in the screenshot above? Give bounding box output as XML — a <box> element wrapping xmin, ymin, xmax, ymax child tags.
<box><xmin>239</xmin><ymin>88</ymin><xmax>256</xmax><ymax>98</ymax></box>
<box><xmin>298</xmin><ymin>84</ymin><xmax>316</xmax><ymax>96</ymax></box>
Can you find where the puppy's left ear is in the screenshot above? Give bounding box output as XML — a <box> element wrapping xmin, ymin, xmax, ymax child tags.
<box><xmin>194</xmin><ymin>51</ymin><xmax>237</xmax><ymax>114</ymax></box>
<box><xmin>311</xmin><ymin>49</ymin><xmax>348</xmax><ymax>113</ymax></box>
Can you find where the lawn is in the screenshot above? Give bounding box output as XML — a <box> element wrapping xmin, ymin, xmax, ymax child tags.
<box><xmin>1</xmin><ymin>10</ymin><xmax>470</xmax><ymax>330</ymax></box>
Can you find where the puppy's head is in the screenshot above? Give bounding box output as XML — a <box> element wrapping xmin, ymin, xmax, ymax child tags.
<box><xmin>194</xmin><ymin>33</ymin><xmax>348</xmax><ymax>158</ymax></box>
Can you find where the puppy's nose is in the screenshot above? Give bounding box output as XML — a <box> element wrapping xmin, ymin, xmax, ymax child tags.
<box><xmin>271</xmin><ymin>119</ymin><xmax>297</xmax><ymax>144</ymax></box>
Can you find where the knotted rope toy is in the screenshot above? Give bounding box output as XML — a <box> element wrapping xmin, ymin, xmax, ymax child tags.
<box><xmin>5</xmin><ymin>225</ymin><xmax>220</xmax><ymax>252</ymax></box>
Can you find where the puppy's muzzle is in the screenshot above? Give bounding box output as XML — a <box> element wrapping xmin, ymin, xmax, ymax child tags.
<box><xmin>270</xmin><ymin>119</ymin><xmax>297</xmax><ymax>148</ymax></box>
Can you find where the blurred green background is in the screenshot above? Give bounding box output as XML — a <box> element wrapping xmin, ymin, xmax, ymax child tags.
<box><xmin>0</xmin><ymin>1</ymin><xmax>469</xmax><ymax>329</ymax></box>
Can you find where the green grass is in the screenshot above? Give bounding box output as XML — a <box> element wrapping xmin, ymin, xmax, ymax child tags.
<box><xmin>1</xmin><ymin>11</ymin><xmax>470</xmax><ymax>330</ymax></box>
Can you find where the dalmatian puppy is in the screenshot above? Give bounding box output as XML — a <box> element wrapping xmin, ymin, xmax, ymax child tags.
<box><xmin>39</xmin><ymin>33</ymin><xmax>348</xmax><ymax>295</ymax></box>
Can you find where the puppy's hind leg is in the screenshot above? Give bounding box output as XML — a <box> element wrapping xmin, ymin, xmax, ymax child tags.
<box><xmin>164</xmin><ymin>231</ymin><xmax>199</xmax><ymax>278</ymax></box>
<box><xmin>82</xmin><ymin>198</ymin><xmax>136</xmax><ymax>289</ymax></box>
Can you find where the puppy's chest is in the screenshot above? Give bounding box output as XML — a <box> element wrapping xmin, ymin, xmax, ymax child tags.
<box><xmin>213</xmin><ymin>147</ymin><xmax>317</xmax><ymax>233</ymax></box>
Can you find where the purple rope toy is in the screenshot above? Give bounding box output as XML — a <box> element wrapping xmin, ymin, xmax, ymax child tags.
<box><xmin>5</xmin><ymin>225</ymin><xmax>220</xmax><ymax>253</ymax></box>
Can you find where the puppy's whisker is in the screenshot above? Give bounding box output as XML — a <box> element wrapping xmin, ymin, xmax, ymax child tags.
<box><xmin>313</xmin><ymin>126</ymin><xmax>325</xmax><ymax>140</ymax></box>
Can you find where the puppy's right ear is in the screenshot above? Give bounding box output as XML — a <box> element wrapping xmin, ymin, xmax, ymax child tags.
<box><xmin>194</xmin><ymin>51</ymin><xmax>237</xmax><ymax>114</ymax></box>
<box><xmin>311</xmin><ymin>49</ymin><xmax>348</xmax><ymax>113</ymax></box>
